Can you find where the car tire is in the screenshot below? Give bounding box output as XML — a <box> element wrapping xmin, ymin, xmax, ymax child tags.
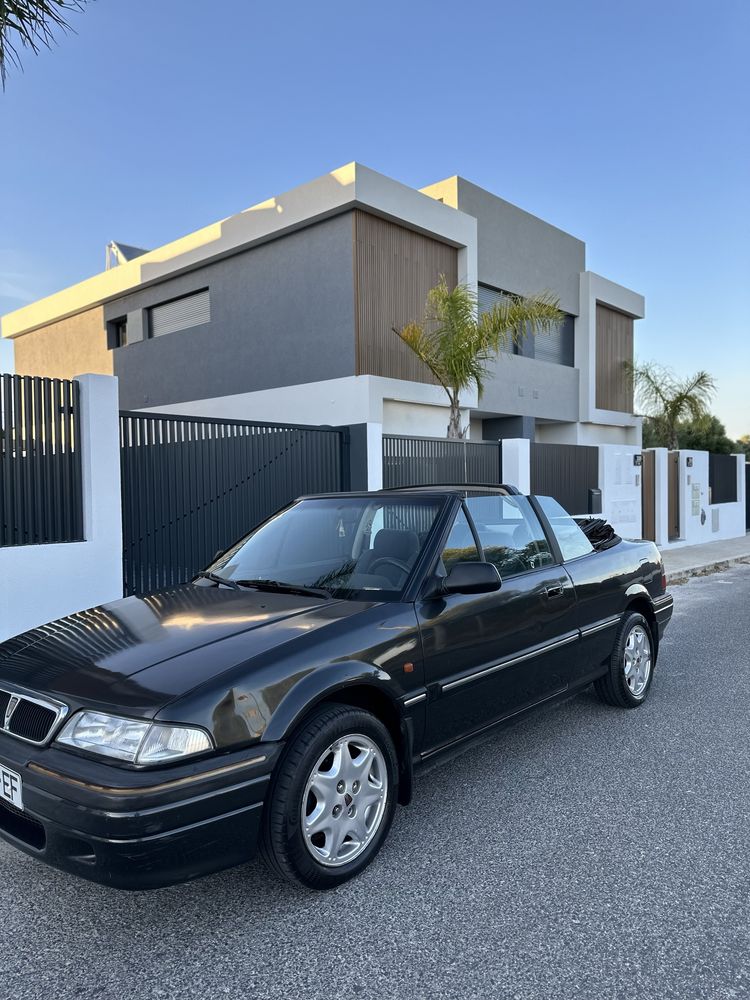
<box><xmin>260</xmin><ymin>703</ymin><xmax>399</xmax><ymax>889</ymax></box>
<box><xmin>594</xmin><ymin>612</ymin><xmax>655</xmax><ymax>709</ymax></box>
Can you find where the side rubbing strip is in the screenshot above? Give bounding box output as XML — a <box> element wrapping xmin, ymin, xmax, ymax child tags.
<box><xmin>441</xmin><ymin>632</ymin><xmax>579</xmax><ymax>693</ymax></box>
<box><xmin>403</xmin><ymin>692</ymin><xmax>427</xmax><ymax>707</ymax></box>
<box><xmin>580</xmin><ymin>616</ymin><xmax>621</xmax><ymax>638</ymax></box>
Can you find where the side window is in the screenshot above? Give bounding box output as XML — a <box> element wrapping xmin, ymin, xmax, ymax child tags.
<box><xmin>465</xmin><ymin>494</ymin><xmax>554</xmax><ymax>578</ymax></box>
<box><xmin>439</xmin><ymin>508</ymin><xmax>480</xmax><ymax>573</ymax></box>
<box><xmin>535</xmin><ymin>496</ymin><xmax>594</xmax><ymax>561</ymax></box>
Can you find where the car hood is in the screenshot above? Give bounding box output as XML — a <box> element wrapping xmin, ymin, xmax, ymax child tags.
<box><xmin>0</xmin><ymin>585</ymin><xmax>368</xmax><ymax>714</ymax></box>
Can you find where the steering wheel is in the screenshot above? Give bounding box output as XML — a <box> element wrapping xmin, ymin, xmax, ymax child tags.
<box><xmin>368</xmin><ymin>556</ymin><xmax>411</xmax><ymax>580</ymax></box>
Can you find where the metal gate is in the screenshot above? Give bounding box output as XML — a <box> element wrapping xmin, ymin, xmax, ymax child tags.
<box><xmin>120</xmin><ymin>411</ymin><xmax>349</xmax><ymax>596</ymax></box>
<box><xmin>382</xmin><ymin>435</ymin><xmax>502</xmax><ymax>488</ymax></box>
<box><xmin>641</xmin><ymin>450</ymin><xmax>656</xmax><ymax>541</ymax></box>
<box><xmin>1</xmin><ymin>374</ymin><xmax>84</xmax><ymax>547</ymax></box>
<box><xmin>529</xmin><ymin>442</ymin><xmax>599</xmax><ymax>515</ymax></box>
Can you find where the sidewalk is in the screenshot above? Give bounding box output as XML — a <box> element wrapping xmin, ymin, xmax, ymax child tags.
<box><xmin>660</xmin><ymin>533</ymin><xmax>750</xmax><ymax>583</ymax></box>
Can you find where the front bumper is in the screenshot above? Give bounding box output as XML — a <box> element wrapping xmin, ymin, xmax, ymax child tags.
<box><xmin>0</xmin><ymin>736</ymin><xmax>282</xmax><ymax>890</ymax></box>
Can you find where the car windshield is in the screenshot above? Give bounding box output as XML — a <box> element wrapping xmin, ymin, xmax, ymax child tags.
<box><xmin>205</xmin><ymin>496</ymin><xmax>444</xmax><ymax>600</ymax></box>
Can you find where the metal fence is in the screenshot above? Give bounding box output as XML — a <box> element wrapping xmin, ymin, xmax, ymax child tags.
<box><xmin>530</xmin><ymin>442</ymin><xmax>599</xmax><ymax>514</ymax></box>
<box><xmin>120</xmin><ymin>411</ymin><xmax>349</xmax><ymax>596</ymax></box>
<box><xmin>382</xmin><ymin>435</ymin><xmax>502</xmax><ymax>488</ymax></box>
<box><xmin>708</xmin><ymin>453</ymin><xmax>738</xmax><ymax>505</ymax></box>
<box><xmin>0</xmin><ymin>374</ymin><xmax>84</xmax><ymax>547</ymax></box>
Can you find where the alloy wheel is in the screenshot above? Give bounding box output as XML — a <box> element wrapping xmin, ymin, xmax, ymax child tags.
<box><xmin>301</xmin><ymin>733</ymin><xmax>388</xmax><ymax>868</ymax></box>
<box><xmin>623</xmin><ymin>624</ymin><xmax>652</xmax><ymax>697</ymax></box>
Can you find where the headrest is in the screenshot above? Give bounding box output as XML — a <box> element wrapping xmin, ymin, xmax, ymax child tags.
<box><xmin>373</xmin><ymin>529</ymin><xmax>421</xmax><ymax>559</ymax></box>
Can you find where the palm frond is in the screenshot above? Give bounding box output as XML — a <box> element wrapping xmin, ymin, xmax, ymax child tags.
<box><xmin>0</xmin><ymin>0</ymin><xmax>89</xmax><ymax>86</ymax></box>
<box><xmin>393</xmin><ymin>278</ymin><xmax>562</xmax><ymax>436</ymax></box>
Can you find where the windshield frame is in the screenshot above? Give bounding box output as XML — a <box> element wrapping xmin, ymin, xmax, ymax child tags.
<box><xmin>200</xmin><ymin>493</ymin><xmax>454</xmax><ymax>603</ymax></box>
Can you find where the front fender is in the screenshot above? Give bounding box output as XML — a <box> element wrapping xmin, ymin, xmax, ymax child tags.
<box><xmin>262</xmin><ymin>660</ymin><xmax>397</xmax><ymax>742</ymax></box>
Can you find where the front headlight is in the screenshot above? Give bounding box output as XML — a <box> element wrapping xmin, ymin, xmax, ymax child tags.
<box><xmin>56</xmin><ymin>711</ymin><xmax>213</xmax><ymax>765</ymax></box>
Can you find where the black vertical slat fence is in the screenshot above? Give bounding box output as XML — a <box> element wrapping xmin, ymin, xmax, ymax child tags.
<box><xmin>0</xmin><ymin>374</ymin><xmax>84</xmax><ymax>547</ymax></box>
<box><xmin>120</xmin><ymin>411</ymin><xmax>349</xmax><ymax>597</ymax></box>
<box><xmin>530</xmin><ymin>442</ymin><xmax>599</xmax><ymax>514</ymax></box>
<box><xmin>382</xmin><ymin>435</ymin><xmax>502</xmax><ymax>488</ymax></box>
<box><xmin>708</xmin><ymin>453</ymin><xmax>738</xmax><ymax>505</ymax></box>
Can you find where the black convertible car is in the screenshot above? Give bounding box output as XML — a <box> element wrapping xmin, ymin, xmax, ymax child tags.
<box><xmin>0</xmin><ymin>486</ymin><xmax>673</xmax><ymax>890</ymax></box>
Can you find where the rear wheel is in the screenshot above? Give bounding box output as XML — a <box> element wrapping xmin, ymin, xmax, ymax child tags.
<box><xmin>260</xmin><ymin>704</ymin><xmax>398</xmax><ymax>889</ymax></box>
<box><xmin>594</xmin><ymin>612</ymin><xmax>655</xmax><ymax>708</ymax></box>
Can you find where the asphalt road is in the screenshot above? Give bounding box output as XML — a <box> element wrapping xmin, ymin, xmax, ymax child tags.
<box><xmin>2</xmin><ymin>565</ymin><xmax>749</xmax><ymax>1000</ymax></box>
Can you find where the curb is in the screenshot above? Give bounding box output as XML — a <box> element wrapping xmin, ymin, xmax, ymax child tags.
<box><xmin>667</xmin><ymin>555</ymin><xmax>750</xmax><ymax>586</ymax></box>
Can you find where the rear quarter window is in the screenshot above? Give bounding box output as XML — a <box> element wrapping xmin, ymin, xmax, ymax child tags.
<box><xmin>536</xmin><ymin>496</ymin><xmax>594</xmax><ymax>561</ymax></box>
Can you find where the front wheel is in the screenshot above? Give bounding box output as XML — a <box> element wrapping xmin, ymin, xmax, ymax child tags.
<box><xmin>594</xmin><ymin>612</ymin><xmax>655</xmax><ymax>708</ymax></box>
<box><xmin>260</xmin><ymin>704</ymin><xmax>398</xmax><ymax>889</ymax></box>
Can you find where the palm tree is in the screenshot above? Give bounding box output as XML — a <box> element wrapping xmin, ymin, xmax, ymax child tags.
<box><xmin>1</xmin><ymin>0</ymin><xmax>89</xmax><ymax>87</ymax></box>
<box><xmin>626</xmin><ymin>361</ymin><xmax>716</xmax><ymax>451</ymax></box>
<box><xmin>393</xmin><ymin>277</ymin><xmax>563</xmax><ymax>439</ymax></box>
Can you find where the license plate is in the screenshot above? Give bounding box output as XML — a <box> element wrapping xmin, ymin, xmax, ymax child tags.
<box><xmin>0</xmin><ymin>764</ymin><xmax>23</xmax><ymax>811</ymax></box>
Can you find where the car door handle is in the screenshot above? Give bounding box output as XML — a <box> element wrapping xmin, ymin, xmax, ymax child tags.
<box><xmin>543</xmin><ymin>584</ymin><xmax>565</xmax><ymax>599</ymax></box>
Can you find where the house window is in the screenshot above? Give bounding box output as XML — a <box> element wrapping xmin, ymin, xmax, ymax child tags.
<box><xmin>477</xmin><ymin>284</ymin><xmax>516</xmax><ymax>354</ymax></box>
<box><xmin>478</xmin><ymin>284</ymin><xmax>574</xmax><ymax>366</ymax></box>
<box><xmin>108</xmin><ymin>317</ymin><xmax>127</xmax><ymax>349</ymax></box>
<box><xmin>149</xmin><ymin>289</ymin><xmax>210</xmax><ymax>338</ymax></box>
<box><xmin>534</xmin><ymin>313</ymin><xmax>575</xmax><ymax>367</ymax></box>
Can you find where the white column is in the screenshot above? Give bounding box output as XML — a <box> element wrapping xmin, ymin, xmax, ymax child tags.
<box><xmin>501</xmin><ymin>439</ymin><xmax>531</xmax><ymax>494</ymax></box>
<box><xmin>366</xmin><ymin>422</ymin><xmax>383</xmax><ymax>491</ymax></box>
<box><xmin>0</xmin><ymin>374</ymin><xmax>123</xmax><ymax>642</ymax></box>
<box><xmin>77</xmin><ymin>374</ymin><xmax>122</xmax><ymax>559</ymax></box>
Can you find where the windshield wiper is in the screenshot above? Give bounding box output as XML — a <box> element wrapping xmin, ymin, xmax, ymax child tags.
<box><xmin>234</xmin><ymin>579</ymin><xmax>331</xmax><ymax>599</ymax></box>
<box><xmin>194</xmin><ymin>571</ymin><xmax>240</xmax><ymax>590</ymax></box>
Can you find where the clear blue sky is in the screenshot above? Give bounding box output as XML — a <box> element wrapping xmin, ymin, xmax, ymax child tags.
<box><xmin>1</xmin><ymin>0</ymin><xmax>748</xmax><ymax>436</ymax></box>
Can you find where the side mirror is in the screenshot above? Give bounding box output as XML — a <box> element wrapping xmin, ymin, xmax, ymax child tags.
<box><xmin>443</xmin><ymin>561</ymin><xmax>501</xmax><ymax>595</ymax></box>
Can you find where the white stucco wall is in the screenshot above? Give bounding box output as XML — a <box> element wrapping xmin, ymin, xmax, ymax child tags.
<box><xmin>647</xmin><ymin>449</ymin><xmax>746</xmax><ymax>549</ymax></box>
<box><xmin>669</xmin><ymin>451</ymin><xmax>745</xmax><ymax>547</ymax></box>
<box><xmin>598</xmin><ymin>444</ymin><xmax>643</xmax><ymax>538</ymax></box>
<box><xmin>535</xmin><ymin>419</ymin><xmax>641</xmax><ymax>446</ymax></box>
<box><xmin>0</xmin><ymin>375</ymin><xmax>123</xmax><ymax>642</ymax></box>
<box><xmin>501</xmin><ymin>439</ymin><xmax>531</xmax><ymax>494</ymax></box>
<box><xmin>140</xmin><ymin>374</ymin><xmax>477</xmax><ymax>440</ymax></box>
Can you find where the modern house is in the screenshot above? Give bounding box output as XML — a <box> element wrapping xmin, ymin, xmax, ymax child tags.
<box><xmin>1</xmin><ymin>163</ymin><xmax>644</xmax><ymax>446</ymax></box>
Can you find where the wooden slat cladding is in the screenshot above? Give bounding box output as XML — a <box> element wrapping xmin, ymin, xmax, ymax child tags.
<box><xmin>595</xmin><ymin>304</ymin><xmax>634</xmax><ymax>412</ymax></box>
<box><xmin>641</xmin><ymin>450</ymin><xmax>656</xmax><ymax>540</ymax></box>
<box><xmin>353</xmin><ymin>211</ymin><xmax>458</xmax><ymax>382</ymax></box>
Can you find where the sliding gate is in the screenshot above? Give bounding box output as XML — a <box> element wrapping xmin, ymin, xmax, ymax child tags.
<box><xmin>120</xmin><ymin>411</ymin><xmax>348</xmax><ymax>596</ymax></box>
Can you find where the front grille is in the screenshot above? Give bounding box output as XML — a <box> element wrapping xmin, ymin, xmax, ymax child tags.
<box><xmin>0</xmin><ymin>799</ymin><xmax>46</xmax><ymax>850</ymax></box>
<box><xmin>7</xmin><ymin>701</ymin><xmax>57</xmax><ymax>743</ymax></box>
<box><xmin>0</xmin><ymin>688</ymin><xmax>67</xmax><ymax>745</ymax></box>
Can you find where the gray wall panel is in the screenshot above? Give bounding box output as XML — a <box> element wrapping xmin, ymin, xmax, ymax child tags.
<box><xmin>109</xmin><ymin>214</ymin><xmax>356</xmax><ymax>410</ymax></box>
<box><xmin>456</xmin><ymin>179</ymin><xmax>585</xmax><ymax>316</ymax></box>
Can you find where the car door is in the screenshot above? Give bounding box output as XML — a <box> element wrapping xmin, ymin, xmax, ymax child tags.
<box><xmin>532</xmin><ymin>495</ymin><xmax>629</xmax><ymax>686</ymax></box>
<box><xmin>417</xmin><ymin>494</ymin><xmax>579</xmax><ymax>756</ymax></box>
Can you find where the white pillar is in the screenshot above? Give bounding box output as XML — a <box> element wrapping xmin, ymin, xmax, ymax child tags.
<box><xmin>76</xmin><ymin>374</ymin><xmax>123</xmax><ymax>598</ymax></box>
<box><xmin>367</xmin><ymin>422</ymin><xmax>383</xmax><ymax>491</ymax></box>
<box><xmin>502</xmin><ymin>438</ymin><xmax>531</xmax><ymax>494</ymax></box>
